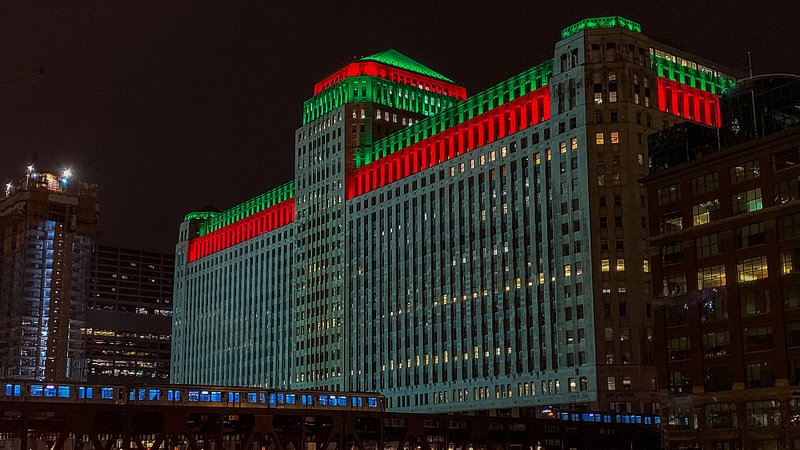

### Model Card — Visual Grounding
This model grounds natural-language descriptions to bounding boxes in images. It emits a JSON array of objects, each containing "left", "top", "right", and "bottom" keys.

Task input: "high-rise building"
[
  {"left": 0, "top": 167, "right": 99, "bottom": 381},
  {"left": 645, "top": 75, "right": 800, "bottom": 449},
  {"left": 172, "top": 16, "right": 739, "bottom": 414},
  {"left": 86, "top": 244, "right": 174, "bottom": 382}
]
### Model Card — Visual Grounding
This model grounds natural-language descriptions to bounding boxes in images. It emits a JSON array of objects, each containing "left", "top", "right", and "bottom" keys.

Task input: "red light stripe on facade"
[
  {"left": 657, "top": 77, "right": 722, "bottom": 128},
  {"left": 346, "top": 85, "right": 550, "bottom": 199},
  {"left": 187, "top": 199, "right": 295, "bottom": 262},
  {"left": 314, "top": 61, "right": 467, "bottom": 100}
]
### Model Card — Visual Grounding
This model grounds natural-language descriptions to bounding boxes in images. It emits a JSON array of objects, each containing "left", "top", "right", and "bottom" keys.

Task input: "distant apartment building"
[
  {"left": 645, "top": 75, "right": 800, "bottom": 449},
  {"left": 86, "top": 244, "right": 173, "bottom": 382},
  {"left": 0, "top": 167, "right": 99, "bottom": 381}
]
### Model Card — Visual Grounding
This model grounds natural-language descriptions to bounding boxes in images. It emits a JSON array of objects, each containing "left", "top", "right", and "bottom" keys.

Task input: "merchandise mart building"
[{"left": 172, "top": 17, "right": 738, "bottom": 414}]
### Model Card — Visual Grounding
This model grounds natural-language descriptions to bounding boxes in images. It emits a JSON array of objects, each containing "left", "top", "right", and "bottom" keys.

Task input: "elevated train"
[{"left": 1, "top": 382, "right": 384, "bottom": 412}]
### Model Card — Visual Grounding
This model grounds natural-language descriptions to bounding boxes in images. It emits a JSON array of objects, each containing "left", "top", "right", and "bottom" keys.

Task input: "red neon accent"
[
  {"left": 187, "top": 199, "right": 295, "bottom": 262},
  {"left": 657, "top": 77, "right": 721, "bottom": 128},
  {"left": 346, "top": 85, "right": 551, "bottom": 199},
  {"left": 314, "top": 61, "right": 467, "bottom": 100}
]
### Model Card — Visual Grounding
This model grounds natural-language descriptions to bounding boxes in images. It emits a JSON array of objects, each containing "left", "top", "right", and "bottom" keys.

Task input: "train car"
[
  {"left": 2, "top": 381, "right": 386, "bottom": 413},
  {"left": 268, "top": 389, "right": 385, "bottom": 412},
  {"left": 3, "top": 383, "right": 126, "bottom": 405}
]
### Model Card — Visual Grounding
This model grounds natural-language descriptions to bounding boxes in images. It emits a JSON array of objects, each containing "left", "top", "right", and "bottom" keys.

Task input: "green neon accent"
[
  {"left": 303, "top": 76, "right": 461, "bottom": 125},
  {"left": 561, "top": 16, "right": 642, "bottom": 39},
  {"left": 196, "top": 181, "right": 294, "bottom": 236},
  {"left": 650, "top": 54, "right": 736, "bottom": 95},
  {"left": 184, "top": 211, "right": 219, "bottom": 222},
  {"left": 354, "top": 59, "right": 553, "bottom": 168},
  {"left": 361, "top": 49, "right": 453, "bottom": 83}
]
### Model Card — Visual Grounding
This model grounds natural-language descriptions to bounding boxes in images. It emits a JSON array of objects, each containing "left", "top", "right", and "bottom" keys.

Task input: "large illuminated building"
[
  {"left": 0, "top": 167, "right": 99, "bottom": 381},
  {"left": 172, "top": 17, "right": 738, "bottom": 414}
]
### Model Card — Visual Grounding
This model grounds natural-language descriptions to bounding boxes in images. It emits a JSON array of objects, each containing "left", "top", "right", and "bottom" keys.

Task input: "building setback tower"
[
  {"left": 172, "top": 17, "right": 738, "bottom": 414},
  {"left": 0, "top": 167, "right": 99, "bottom": 381}
]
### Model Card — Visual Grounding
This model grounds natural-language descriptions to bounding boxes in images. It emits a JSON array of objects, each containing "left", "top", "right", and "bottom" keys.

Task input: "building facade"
[
  {"left": 645, "top": 76, "right": 800, "bottom": 450},
  {"left": 86, "top": 244, "right": 173, "bottom": 382},
  {"left": 172, "top": 17, "right": 738, "bottom": 414},
  {"left": 0, "top": 168, "right": 99, "bottom": 381}
]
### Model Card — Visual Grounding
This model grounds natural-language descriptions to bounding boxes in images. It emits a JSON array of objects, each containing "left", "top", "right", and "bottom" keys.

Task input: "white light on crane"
[{"left": 62, "top": 168, "right": 72, "bottom": 179}]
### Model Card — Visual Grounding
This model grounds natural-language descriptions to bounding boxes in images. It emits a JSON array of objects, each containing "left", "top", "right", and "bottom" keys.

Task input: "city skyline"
[{"left": 2, "top": 1, "right": 798, "bottom": 251}]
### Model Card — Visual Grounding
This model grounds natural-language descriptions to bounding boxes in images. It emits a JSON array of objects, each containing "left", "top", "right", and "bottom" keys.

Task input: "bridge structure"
[{"left": 0, "top": 400, "right": 661, "bottom": 450}]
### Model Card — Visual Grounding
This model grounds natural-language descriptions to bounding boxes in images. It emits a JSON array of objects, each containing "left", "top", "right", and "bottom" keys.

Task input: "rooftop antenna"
[{"left": 746, "top": 51, "right": 754, "bottom": 78}]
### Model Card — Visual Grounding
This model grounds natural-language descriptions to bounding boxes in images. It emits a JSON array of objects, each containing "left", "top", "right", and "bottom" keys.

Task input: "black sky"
[{"left": 1, "top": 1, "right": 798, "bottom": 252}]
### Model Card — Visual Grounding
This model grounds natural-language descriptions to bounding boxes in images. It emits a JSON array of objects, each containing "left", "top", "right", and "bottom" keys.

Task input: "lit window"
[
  {"left": 693, "top": 199, "right": 721, "bottom": 225},
  {"left": 571, "top": 137, "right": 578, "bottom": 150},
  {"left": 643, "top": 259, "right": 650, "bottom": 273},
  {"left": 560, "top": 142, "right": 567, "bottom": 153},
  {"left": 732, "top": 188, "right": 763, "bottom": 214},
  {"left": 737, "top": 256, "right": 768, "bottom": 282},
  {"left": 607, "top": 377, "right": 616, "bottom": 391},
  {"left": 564, "top": 264, "right": 572, "bottom": 277},
  {"left": 616, "top": 259, "right": 625, "bottom": 272},
  {"left": 697, "top": 265, "right": 726, "bottom": 288},
  {"left": 596, "top": 133, "right": 605, "bottom": 145},
  {"left": 601, "top": 259, "right": 610, "bottom": 272},
  {"left": 610, "top": 132, "right": 620, "bottom": 144}
]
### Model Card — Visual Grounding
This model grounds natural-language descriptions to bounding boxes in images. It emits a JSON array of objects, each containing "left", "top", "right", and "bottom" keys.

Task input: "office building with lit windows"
[
  {"left": 0, "top": 167, "right": 99, "bottom": 382},
  {"left": 172, "top": 16, "right": 739, "bottom": 415},
  {"left": 645, "top": 75, "right": 800, "bottom": 450},
  {"left": 86, "top": 245, "right": 174, "bottom": 382}
]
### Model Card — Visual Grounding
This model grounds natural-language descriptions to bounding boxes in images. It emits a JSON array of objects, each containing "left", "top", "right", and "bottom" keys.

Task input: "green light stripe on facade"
[
  {"left": 354, "top": 60, "right": 553, "bottom": 168},
  {"left": 303, "top": 76, "right": 460, "bottom": 124},
  {"left": 184, "top": 211, "right": 219, "bottom": 222},
  {"left": 650, "top": 54, "right": 736, "bottom": 95},
  {"left": 360, "top": 49, "right": 453, "bottom": 82},
  {"left": 561, "top": 16, "right": 642, "bottom": 39},
  {"left": 197, "top": 181, "right": 294, "bottom": 236}
]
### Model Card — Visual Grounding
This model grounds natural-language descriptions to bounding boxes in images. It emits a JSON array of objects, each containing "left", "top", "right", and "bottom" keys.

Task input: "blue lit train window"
[
  {"left": 210, "top": 392, "right": 221, "bottom": 402},
  {"left": 368, "top": 397, "right": 377, "bottom": 408},
  {"left": 13, "top": 385, "right": 20, "bottom": 397},
  {"left": 129, "top": 390, "right": 135, "bottom": 401},
  {"left": 5, "top": 384, "right": 12, "bottom": 396},
  {"left": 582, "top": 413, "right": 590, "bottom": 422},
  {"left": 200, "top": 391, "right": 211, "bottom": 402},
  {"left": 259, "top": 392, "right": 266, "bottom": 404},
  {"left": 45, "top": 385, "right": 57, "bottom": 398},
  {"left": 571, "top": 413, "right": 579, "bottom": 421},
  {"left": 247, "top": 393, "right": 257, "bottom": 403},
  {"left": 78, "top": 387, "right": 86, "bottom": 399},
  {"left": 168, "top": 390, "right": 175, "bottom": 401},
  {"left": 329, "top": 395, "right": 337, "bottom": 406},
  {"left": 655, "top": 416, "right": 661, "bottom": 424},
  {"left": 286, "top": 394, "right": 295, "bottom": 405},
  {"left": 337, "top": 396, "right": 346, "bottom": 406},
  {"left": 269, "top": 393, "right": 277, "bottom": 407},
  {"left": 234, "top": 392, "right": 240, "bottom": 402},
  {"left": 644, "top": 417, "right": 651, "bottom": 424},
  {"left": 188, "top": 390, "right": 199, "bottom": 402},
  {"left": 603, "top": 414, "right": 611, "bottom": 423},
  {"left": 148, "top": 389, "right": 160, "bottom": 401},
  {"left": 227, "top": 392, "right": 234, "bottom": 402},
  {"left": 31, "top": 385, "right": 43, "bottom": 397},
  {"left": 301, "top": 394, "right": 308, "bottom": 405},
  {"left": 277, "top": 393, "right": 284, "bottom": 404},
  {"left": 351, "top": 397, "right": 357, "bottom": 407},
  {"left": 102, "top": 387, "right": 114, "bottom": 399},
  {"left": 319, "top": 395, "right": 327, "bottom": 406},
  {"left": 635, "top": 415, "right": 642, "bottom": 424},
  {"left": 138, "top": 389, "right": 145, "bottom": 401}
]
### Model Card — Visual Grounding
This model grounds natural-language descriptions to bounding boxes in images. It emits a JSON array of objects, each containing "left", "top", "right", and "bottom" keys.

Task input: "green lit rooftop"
[
  {"left": 361, "top": 49, "right": 454, "bottom": 83},
  {"left": 561, "top": 16, "right": 642, "bottom": 39}
]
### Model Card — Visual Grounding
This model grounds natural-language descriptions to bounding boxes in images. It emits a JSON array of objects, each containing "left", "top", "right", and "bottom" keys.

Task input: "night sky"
[{"left": 2, "top": 1, "right": 798, "bottom": 252}]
